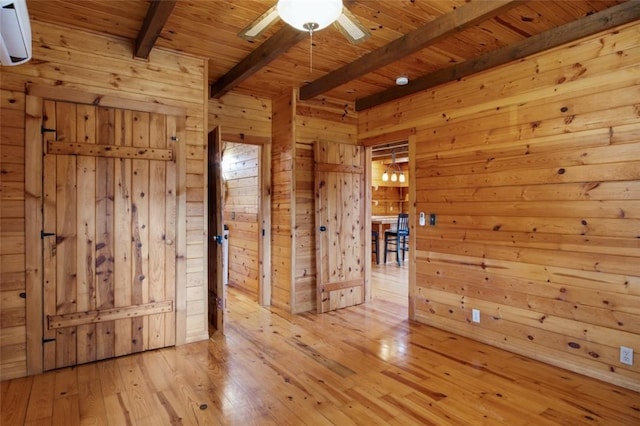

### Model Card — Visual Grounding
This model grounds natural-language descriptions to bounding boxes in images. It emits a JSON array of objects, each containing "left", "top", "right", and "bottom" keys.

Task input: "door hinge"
[
  {"left": 41, "top": 231, "right": 55, "bottom": 239},
  {"left": 41, "top": 126, "right": 56, "bottom": 134},
  {"left": 42, "top": 337, "right": 56, "bottom": 343}
]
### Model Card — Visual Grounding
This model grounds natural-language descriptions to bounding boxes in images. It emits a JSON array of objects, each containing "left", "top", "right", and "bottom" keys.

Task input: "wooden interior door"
[
  {"left": 41, "top": 100, "right": 178, "bottom": 370},
  {"left": 207, "top": 127, "right": 225, "bottom": 332},
  {"left": 315, "top": 141, "right": 366, "bottom": 313}
]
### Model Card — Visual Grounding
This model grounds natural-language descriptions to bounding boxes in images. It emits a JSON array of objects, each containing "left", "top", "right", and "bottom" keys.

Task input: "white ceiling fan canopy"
[{"left": 277, "top": 0, "right": 343, "bottom": 32}]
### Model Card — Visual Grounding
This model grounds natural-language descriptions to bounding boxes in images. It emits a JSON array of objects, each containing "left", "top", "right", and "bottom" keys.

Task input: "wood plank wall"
[
  {"left": 208, "top": 92, "right": 272, "bottom": 142},
  {"left": 359, "top": 21, "right": 640, "bottom": 391},
  {"left": 0, "top": 80, "right": 26, "bottom": 381},
  {"left": 294, "top": 142, "right": 316, "bottom": 313},
  {"left": 371, "top": 187, "right": 407, "bottom": 216},
  {"left": 271, "top": 93, "right": 296, "bottom": 311},
  {"left": 296, "top": 97, "right": 357, "bottom": 145},
  {"left": 0, "top": 20, "right": 207, "bottom": 380},
  {"left": 221, "top": 142, "right": 260, "bottom": 299}
]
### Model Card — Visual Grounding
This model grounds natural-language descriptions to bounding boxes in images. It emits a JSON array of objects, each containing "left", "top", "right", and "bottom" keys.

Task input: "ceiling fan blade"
[
  {"left": 335, "top": 8, "right": 370, "bottom": 44},
  {"left": 239, "top": 5, "right": 280, "bottom": 40}
]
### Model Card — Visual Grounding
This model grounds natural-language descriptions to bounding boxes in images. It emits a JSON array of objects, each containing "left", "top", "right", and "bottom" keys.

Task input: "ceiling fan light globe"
[{"left": 277, "top": 0, "right": 343, "bottom": 32}]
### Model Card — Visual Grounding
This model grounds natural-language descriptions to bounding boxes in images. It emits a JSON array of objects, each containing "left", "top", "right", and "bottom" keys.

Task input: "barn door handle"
[{"left": 319, "top": 226, "right": 327, "bottom": 232}]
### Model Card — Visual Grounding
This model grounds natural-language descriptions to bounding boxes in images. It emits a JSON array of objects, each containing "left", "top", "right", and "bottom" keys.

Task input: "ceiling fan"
[{"left": 239, "top": 0, "right": 370, "bottom": 44}]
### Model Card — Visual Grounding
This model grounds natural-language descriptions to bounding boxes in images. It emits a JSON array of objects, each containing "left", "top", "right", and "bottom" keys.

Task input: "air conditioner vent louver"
[{"left": 1, "top": 0, "right": 32, "bottom": 66}]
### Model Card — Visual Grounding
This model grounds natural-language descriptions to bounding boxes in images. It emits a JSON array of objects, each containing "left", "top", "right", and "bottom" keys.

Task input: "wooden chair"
[
  {"left": 372, "top": 230, "right": 379, "bottom": 264},
  {"left": 384, "top": 213, "right": 409, "bottom": 265}
]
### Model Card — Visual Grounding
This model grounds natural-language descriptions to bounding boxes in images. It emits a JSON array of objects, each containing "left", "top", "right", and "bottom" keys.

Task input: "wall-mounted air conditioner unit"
[{"left": 0, "top": 0, "right": 32, "bottom": 66}]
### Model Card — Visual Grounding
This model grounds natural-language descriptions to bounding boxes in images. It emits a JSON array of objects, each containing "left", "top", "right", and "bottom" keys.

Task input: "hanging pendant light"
[
  {"left": 380, "top": 150, "right": 407, "bottom": 183},
  {"left": 277, "top": 0, "right": 343, "bottom": 33}
]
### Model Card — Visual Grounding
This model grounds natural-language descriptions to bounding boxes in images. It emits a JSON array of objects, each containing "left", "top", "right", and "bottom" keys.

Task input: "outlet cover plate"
[
  {"left": 620, "top": 346, "right": 634, "bottom": 366},
  {"left": 472, "top": 309, "right": 480, "bottom": 323}
]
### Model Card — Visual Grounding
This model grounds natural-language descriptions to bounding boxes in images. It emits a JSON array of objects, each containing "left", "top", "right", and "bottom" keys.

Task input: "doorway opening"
[
  {"left": 369, "top": 140, "right": 410, "bottom": 312},
  {"left": 207, "top": 130, "right": 271, "bottom": 334},
  {"left": 219, "top": 142, "right": 262, "bottom": 302}
]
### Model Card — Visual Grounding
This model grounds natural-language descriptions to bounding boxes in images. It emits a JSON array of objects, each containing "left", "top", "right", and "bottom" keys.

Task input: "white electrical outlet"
[
  {"left": 620, "top": 346, "right": 634, "bottom": 366},
  {"left": 472, "top": 309, "right": 480, "bottom": 323}
]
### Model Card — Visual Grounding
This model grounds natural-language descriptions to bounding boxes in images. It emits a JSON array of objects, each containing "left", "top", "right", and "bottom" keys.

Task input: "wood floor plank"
[
  {"left": 51, "top": 394, "right": 80, "bottom": 426},
  {"left": 97, "top": 358, "right": 135, "bottom": 426},
  {"left": 115, "top": 355, "right": 163, "bottom": 421},
  {"left": 2, "top": 265, "right": 639, "bottom": 424},
  {"left": 1, "top": 376, "right": 32, "bottom": 425},
  {"left": 53, "top": 365, "right": 77, "bottom": 400},
  {"left": 24, "top": 372, "right": 55, "bottom": 423},
  {"left": 77, "top": 364, "right": 107, "bottom": 426},
  {"left": 102, "top": 393, "right": 134, "bottom": 426}
]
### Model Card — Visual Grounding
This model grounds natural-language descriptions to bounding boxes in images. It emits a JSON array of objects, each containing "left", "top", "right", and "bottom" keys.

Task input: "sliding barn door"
[
  {"left": 41, "top": 100, "right": 179, "bottom": 370},
  {"left": 315, "top": 141, "right": 366, "bottom": 313}
]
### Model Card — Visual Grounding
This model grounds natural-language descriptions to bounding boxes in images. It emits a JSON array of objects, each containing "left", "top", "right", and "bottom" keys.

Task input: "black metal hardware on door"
[
  {"left": 319, "top": 226, "right": 327, "bottom": 232},
  {"left": 215, "top": 235, "right": 223, "bottom": 245}
]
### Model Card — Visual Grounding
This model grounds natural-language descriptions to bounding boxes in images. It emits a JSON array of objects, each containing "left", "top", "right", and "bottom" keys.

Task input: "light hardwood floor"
[{"left": 2, "top": 263, "right": 639, "bottom": 425}]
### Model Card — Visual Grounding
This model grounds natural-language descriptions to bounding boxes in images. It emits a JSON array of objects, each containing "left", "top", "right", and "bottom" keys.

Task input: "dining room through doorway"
[{"left": 370, "top": 141, "right": 410, "bottom": 310}]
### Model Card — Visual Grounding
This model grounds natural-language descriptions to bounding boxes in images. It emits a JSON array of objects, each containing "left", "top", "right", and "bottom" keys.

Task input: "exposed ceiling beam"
[
  {"left": 299, "top": 0, "right": 523, "bottom": 101},
  {"left": 210, "top": 26, "right": 308, "bottom": 98},
  {"left": 210, "top": 0, "right": 359, "bottom": 99},
  {"left": 134, "top": 0, "right": 177, "bottom": 59},
  {"left": 356, "top": 0, "right": 640, "bottom": 111}
]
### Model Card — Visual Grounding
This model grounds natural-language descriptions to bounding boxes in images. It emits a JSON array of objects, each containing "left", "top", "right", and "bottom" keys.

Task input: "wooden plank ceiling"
[{"left": 27, "top": 0, "right": 637, "bottom": 110}]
